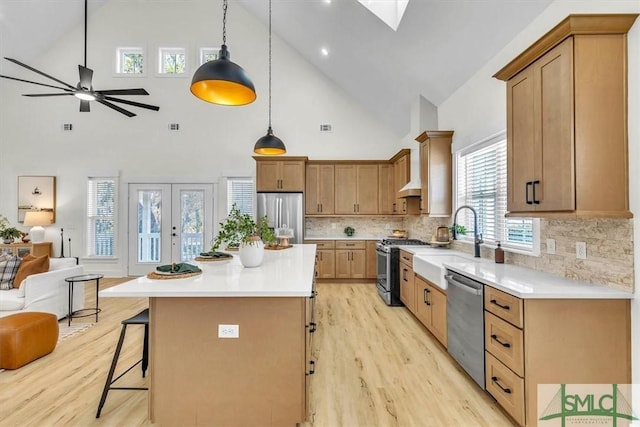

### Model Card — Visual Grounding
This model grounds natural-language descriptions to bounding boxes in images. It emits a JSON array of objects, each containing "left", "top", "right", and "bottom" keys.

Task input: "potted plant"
[
  {"left": 1, "top": 227, "right": 23, "bottom": 244},
  {"left": 344, "top": 226, "right": 355, "bottom": 237},
  {"left": 212, "top": 204, "right": 274, "bottom": 267}
]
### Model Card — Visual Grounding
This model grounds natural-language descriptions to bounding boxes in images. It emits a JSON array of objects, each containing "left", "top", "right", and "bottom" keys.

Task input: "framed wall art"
[{"left": 17, "top": 176, "right": 56, "bottom": 223}]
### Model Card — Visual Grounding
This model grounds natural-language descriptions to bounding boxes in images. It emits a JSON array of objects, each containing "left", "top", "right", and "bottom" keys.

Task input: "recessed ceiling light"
[
  {"left": 321, "top": 47, "right": 329, "bottom": 56},
  {"left": 324, "top": 0, "right": 332, "bottom": 3}
]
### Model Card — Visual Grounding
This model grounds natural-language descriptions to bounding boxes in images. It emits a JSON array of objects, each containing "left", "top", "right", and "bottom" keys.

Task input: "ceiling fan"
[{"left": 0, "top": 0, "right": 159, "bottom": 117}]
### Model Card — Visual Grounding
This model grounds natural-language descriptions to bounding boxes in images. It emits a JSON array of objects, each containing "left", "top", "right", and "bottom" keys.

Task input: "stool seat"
[
  {"left": 96, "top": 308, "right": 149, "bottom": 418},
  {"left": 0, "top": 312, "right": 58, "bottom": 370}
]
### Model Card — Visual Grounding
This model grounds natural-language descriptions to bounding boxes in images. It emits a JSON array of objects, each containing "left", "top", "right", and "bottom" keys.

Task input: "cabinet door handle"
[
  {"left": 309, "top": 322, "right": 317, "bottom": 333},
  {"left": 532, "top": 180, "right": 540, "bottom": 204},
  {"left": 490, "top": 299, "right": 511, "bottom": 310},
  {"left": 392, "top": 202, "right": 397, "bottom": 213},
  {"left": 319, "top": 252, "right": 323, "bottom": 261},
  {"left": 307, "top": 360, "right": 316, "bottom": 375},
  {"left": 491, "top": 334, "right": 511, "bottom": 348},
  {"left": 491, "top": 376, "right": 512, "bottom": 394},
  {"left": 320, "top": 203, "right": 323, "bottom": 213},
  {"left": 357, "top": 204, "right": 360, "bottom": 212},
  {"left": 346, "top": 243, "right": 355, "bottom": 247},
  {"left": 425, "top": 288, "right": 431, "bottom": 306},
  {"left": 402, "top": 268, "right": 407, "bottom": 281},
  {"left": 423, "top": 288, "right": 428, "bottom": 303},
  {"left": 525, "top": 181, "right": 533, "bottom": 205}
]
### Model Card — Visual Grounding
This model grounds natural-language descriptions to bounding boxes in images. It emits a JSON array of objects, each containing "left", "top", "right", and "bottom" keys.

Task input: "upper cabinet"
[
  {"left": 378, "top": 163, "right": 395, "bottom": 215},
  {"left": 494, "top": 14, "right": 637, "bottom": 218},
  {"left": 390, "top": 149, "right": 420, "bottom": 215},
  {"left": 306, "top": 163, "right": 335, "bottom": 214},
  {"left": 334, "top": 164, "right": 379, "bottom": 214},
  {"left": 416, "top": 131, "right": 453, "bottom": 217},
  {"left": 254, "top": 157, "right": 307, "bottom": 192}
]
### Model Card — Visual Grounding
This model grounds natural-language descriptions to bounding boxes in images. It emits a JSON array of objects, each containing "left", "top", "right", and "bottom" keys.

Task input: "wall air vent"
[
  {"left": 168, "top": 123, "right": 180, "bottom": 131},
  {"left": 320, "top": 124, "right": 332, "bottom": 132},
  {"left": 62, "top": 123, "right": 73, "bottom": 131}
]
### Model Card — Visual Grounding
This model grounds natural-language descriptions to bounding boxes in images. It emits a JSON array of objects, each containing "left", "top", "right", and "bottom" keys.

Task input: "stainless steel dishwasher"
[{"left": 445, "top": 270, "right": 485, "bottom": 389}]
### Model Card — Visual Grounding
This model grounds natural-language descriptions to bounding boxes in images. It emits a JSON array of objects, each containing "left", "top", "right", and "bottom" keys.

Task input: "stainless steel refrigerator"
[{"left": 256, "top": 193, "right": 304, "bottom": 244}]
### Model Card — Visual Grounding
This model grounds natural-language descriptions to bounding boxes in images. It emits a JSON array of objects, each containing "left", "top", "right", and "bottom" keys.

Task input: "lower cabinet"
[
  {"left": 483, "top": 286, "right": 631, "bottom": 426},
  {"left": 335, "top": 249, "right": 366, "bottom": 279},
  {"left": 399, "top": 253, "right": 415, "bottom": 312},
  {"left": 414, "top": 275, "right": 447, "bottom": 347},
  {"left": 316, "top": 250, "right": 335, "bottom": 279}
]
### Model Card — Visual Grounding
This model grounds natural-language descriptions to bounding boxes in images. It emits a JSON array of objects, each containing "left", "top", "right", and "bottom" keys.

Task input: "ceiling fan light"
[
  {"left": 254, "top": 126, "right": 286, "bottom": 155},
  {"left": 74, "top": 91, "right": 95, "bottom": 101},
  {"left": 190, "top": 45, "right": 256, "bottom": 106}
]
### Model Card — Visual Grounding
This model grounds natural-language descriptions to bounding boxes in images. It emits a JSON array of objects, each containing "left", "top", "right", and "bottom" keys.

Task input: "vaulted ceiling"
[{"left": 0, "top": 0, "right": 553, "bottom": 137}]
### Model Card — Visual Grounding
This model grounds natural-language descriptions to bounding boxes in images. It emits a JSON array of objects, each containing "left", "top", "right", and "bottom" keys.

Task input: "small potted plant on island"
[
  {"left": 212, "top": 204, "right": 275, "bottom": 267},
  {"left": 0, "top": 216, "right": 23, "bottom": 244}
]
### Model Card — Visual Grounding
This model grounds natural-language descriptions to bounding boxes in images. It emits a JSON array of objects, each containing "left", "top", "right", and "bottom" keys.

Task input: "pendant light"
[
  {"left": 253, "top": 0, "right": 286, "bottom": 155},
  {"left": 190, "top": 0, "right": 256, "bottom": 106}
]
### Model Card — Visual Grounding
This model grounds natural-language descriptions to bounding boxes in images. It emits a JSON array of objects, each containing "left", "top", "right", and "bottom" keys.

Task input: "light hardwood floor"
[{"left": 0, "top": 279, "right": 516, "bottom": 426}]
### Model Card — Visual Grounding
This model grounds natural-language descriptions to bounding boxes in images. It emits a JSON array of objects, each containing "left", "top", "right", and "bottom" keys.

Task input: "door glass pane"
[
  {"left": 180, "top": 190, "right": 204, "bottom": 261},
  {"left": 137, "top": 190, "right": 162, "bottom": 262}
]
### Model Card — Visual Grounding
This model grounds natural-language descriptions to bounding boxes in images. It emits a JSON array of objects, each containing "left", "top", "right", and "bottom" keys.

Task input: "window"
[
  {"left": 87, "top": 177, "right": 117, "bottom": 257},
  {"left": 455, "top": 132, "right": 538, "bottom": 253},
  {"left": 199, "top": 48, "right": 219, "bottom": 65},
  {"left": 158, "top": 47, "right": 186, "bottom": 75},
  {"left": 226, "top": 178, "right": 255, "bottom": 216},
  {"left": 116, "top": 47, "right": 144, "bottom": 74}
]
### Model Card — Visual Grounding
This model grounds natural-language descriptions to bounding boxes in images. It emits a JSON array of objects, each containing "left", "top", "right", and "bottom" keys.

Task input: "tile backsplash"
[
  {"left": 404, "top": 216, "right": 634, "bottom": 291},
  {"left": 305, "top": 217, "right": 404, "bottom": 238}
]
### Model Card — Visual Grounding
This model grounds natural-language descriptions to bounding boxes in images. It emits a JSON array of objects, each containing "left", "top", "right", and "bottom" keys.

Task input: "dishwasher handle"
[{"left": 445, "top": 274, "right": 483, "bottom": 296}]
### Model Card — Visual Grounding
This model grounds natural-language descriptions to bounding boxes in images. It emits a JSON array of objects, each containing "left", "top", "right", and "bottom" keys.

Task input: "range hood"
[{"left": 398, "top": 96, "right": 438, "bottom": 198}]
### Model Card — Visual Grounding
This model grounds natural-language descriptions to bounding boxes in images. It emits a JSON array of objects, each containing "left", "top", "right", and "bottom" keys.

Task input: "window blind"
[
  {"left": 87, "top": 177, "right": 117, "bottom": 257},
  {"left": 456, "top": 137, "right": 533, "bottom": 249},
  {"left": 226, "top": 178, "right": 255, "bottom": 216}
]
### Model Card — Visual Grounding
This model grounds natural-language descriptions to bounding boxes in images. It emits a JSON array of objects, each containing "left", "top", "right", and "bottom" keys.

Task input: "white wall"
[
  {"left": 0, "top": 0, "right": 400, "bottom": 275},
  {"left": 438, "top": 0, "right": 640, "bottom": 409}
]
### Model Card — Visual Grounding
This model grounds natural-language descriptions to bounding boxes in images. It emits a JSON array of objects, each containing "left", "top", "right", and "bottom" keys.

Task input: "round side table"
[{"left": 64, "top": 273, "right": 104, "bottom": 327}]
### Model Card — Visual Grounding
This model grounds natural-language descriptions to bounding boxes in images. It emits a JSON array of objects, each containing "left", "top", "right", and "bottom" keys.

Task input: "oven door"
[{"left": 376, "top": 247, "right": 393, "bottom": 305}]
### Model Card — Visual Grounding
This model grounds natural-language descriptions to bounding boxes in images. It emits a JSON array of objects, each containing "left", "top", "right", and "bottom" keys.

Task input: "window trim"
[
  {"left": 114, "top": 46, "right": 146, "bottom": 77},
  {"left": 454, "top": 131, "right": 540, "bottom": 256},
  {"left": 156, "top": 46, "right": 188, "bottom": 77},
  {"left": 198, "top": 47, "right": 219, "bottom": 66},
  {"left": 85, "top": 176, "right": 119, "bottom": 259}
]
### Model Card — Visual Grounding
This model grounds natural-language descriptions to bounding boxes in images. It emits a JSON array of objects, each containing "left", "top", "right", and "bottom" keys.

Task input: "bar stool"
[{"left": 96, "top": 308, "right": 149, "bottom": 418}]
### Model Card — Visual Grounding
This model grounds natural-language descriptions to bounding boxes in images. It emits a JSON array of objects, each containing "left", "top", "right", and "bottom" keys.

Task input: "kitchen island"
[{"left": 99, "top": 244, "right": 317, "bottom": 427}]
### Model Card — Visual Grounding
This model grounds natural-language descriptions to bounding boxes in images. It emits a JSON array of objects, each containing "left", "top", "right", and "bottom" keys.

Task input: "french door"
[{"left": 128, "top": 183, "right": 214, "bottom": 276}]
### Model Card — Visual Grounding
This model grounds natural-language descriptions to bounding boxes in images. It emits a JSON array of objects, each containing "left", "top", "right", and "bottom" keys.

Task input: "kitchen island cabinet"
[
  {"left": 99, "top": 245, "right": 316, "bottom": 427},
  {"left": 494, "top": 14, "right": 637, "bottom": 218}
]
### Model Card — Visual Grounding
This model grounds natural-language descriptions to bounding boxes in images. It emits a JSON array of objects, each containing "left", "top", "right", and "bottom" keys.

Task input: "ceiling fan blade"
[
  {"left": 23, "top": 93, "right": 74, "bottom": 97},
  {"left": 0, "top": 74, "right": 74, "bottom": 92},
  {"left": 78, "top": 65, "right": 93, "bottom": 89},
  {"left": 96, "top": 99, "right": 136, "bottom": 117},
  {"left": 4, "top": 57, "right": 76, "bottom": 90},
  {"left": 103, "top": 96, "right": 160, "bottom": 111},
  {"left": 80, "top": 100, "right": 90, "bottom": 112},
  {"left": 95, "top": 88, "right": 150, "bottom": 96}
]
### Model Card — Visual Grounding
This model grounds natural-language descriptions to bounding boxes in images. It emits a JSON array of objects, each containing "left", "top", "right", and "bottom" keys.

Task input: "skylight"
[{"left": 358, "top": 0, "right": 409, "bottom": 31}]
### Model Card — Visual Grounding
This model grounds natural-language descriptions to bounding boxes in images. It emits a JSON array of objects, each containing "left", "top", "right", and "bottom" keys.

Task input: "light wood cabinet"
[
  {"left": 305, "top": 240, "right": 335, "bottom": 279},
  {"left": 306, "top": 164, "right": 334, "bottom": 214},
  {"left": 483, "top": 286, "right": 631, "bottom": 426},
  {"left": 335, "top": 240, "right": 366, "bottom": 279},
  {"left": 377, "top": 164, "right": 394, "bottom": 215},
  {"left": 334, "top": 165, "right": 379, "bottom": 214},
  {"left": 0, "top": 242, "right": 53, "bottom": 258},
  {"left": 365, "top": 240, "right": 378, "bottom": 279},
  {"left": 494, "top": 14, "right": 637, "bottom": 218},
  {"left": 391, "top": 150, "right": 409, "bottom": 215},
  {"left": 399, "top": 251, "right": 415, "bottom": 312},
  {"left": 254, "top": 157, "right": 306, "bottom": 192},
  {"left": 414, "top": 275, "right": 447, "bottom": 347},
  {"left": 416, "top": 130, "right": 453, "bottom": 216}
]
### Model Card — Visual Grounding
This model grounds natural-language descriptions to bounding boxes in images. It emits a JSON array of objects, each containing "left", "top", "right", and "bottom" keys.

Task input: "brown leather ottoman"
[{"left": 0, "top": 312, "right": 58, "bottom": 370}]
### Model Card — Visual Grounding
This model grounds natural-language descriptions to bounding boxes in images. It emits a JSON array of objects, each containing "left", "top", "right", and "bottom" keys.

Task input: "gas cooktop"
[{"left": 379, "top": 238, "right": 430, "bottom": 247}]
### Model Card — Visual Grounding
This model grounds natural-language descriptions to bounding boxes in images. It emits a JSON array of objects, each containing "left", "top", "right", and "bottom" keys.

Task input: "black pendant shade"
[
  {"left": 190, "top": 45, "right": 256, "bottom": 106},
  {"left": 253, "top": 0, "right": 286, "bottom": 155},
  {"left": 254, "top": 126, "right": 286, "bottom": 155}
]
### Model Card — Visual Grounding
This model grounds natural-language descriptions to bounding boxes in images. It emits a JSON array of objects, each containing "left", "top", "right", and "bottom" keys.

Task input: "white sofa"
[{"left": 0, "top": 258, "right": 84, "bottom": 320}]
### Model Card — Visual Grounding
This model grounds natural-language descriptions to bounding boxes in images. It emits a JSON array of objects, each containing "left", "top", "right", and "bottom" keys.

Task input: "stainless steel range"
[{"left": 376, "top": 238, "right": 430, "bottom": 306}]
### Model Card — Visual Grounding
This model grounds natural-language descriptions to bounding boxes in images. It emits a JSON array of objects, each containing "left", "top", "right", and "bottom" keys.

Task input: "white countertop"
[
  {"left": 99, "top": 244, "right": 317, "bottom": 298},
  {"left": 404, "top": 247, "right": 633, "bottom": 299}
]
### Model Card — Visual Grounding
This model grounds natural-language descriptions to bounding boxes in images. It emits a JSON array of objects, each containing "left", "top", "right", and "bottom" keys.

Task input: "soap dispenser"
[{"left": 494, "top": 241, "right": 504, "bottom": 264}]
